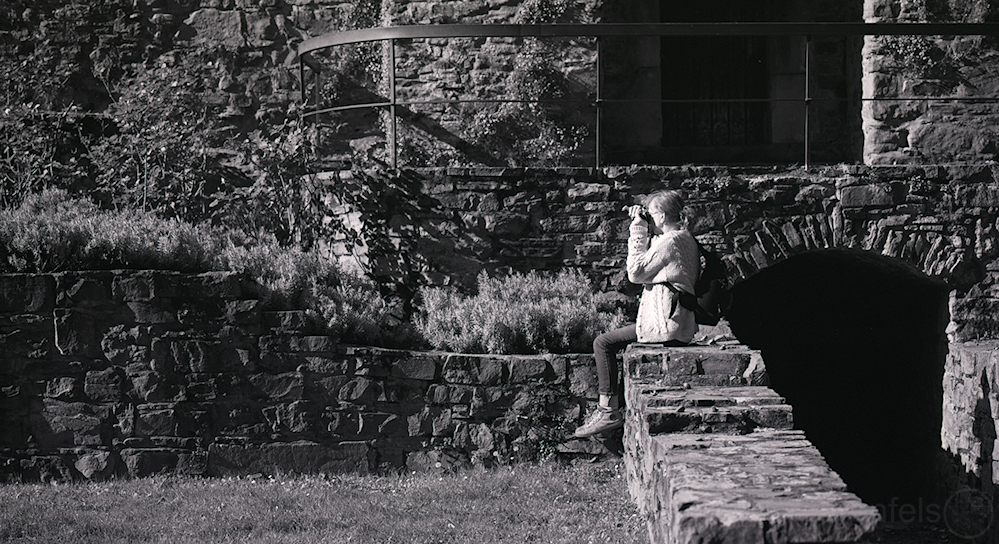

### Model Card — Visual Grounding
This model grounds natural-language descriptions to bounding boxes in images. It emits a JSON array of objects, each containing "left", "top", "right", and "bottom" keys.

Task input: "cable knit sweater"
[{"left": 626, "top": 222, "right": 700, "bottom": 343}]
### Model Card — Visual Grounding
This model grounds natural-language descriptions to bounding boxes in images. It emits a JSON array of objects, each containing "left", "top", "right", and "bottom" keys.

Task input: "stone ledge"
[
  {"left": 625, "top": 344, "right": 768, "bottom": 387},
  {"left": 636, "top": 386, "right": 794, "bottom": 435},
  {"left": 624, "top": 344, "right": 880, "bottom": 543},
  {"left": 649, "top": 431, "right": 881, "bottom": 544},
  {"left": 627, "top": 428, "right": 882, "bottom": 544}
]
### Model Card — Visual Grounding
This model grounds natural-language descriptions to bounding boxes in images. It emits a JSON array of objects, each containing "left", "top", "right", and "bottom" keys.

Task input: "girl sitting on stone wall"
[{"left": 573, "top": 189, "right": 700, "bottom": 438}]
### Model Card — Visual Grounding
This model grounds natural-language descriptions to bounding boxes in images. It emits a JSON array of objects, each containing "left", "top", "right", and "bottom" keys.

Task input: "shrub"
[
  {"left": 0, "top": 189, "right": 414, "bottom": 348},
  {"left": 415, "top": 269, "right": 625, "bottom": 355},
  {"left": 0, "top": 188, "right": 218, "bottom": 272}
]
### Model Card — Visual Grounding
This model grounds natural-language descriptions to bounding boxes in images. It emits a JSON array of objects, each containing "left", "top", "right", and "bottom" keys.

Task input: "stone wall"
[
  {"left": 863, "top": 0, "right": 999, "bottom": 165},
  {"left": 0, "top": 270, "right": 603, "bottom": 482},
  {"left": 940, "top": 341, "right": 999, "bottom": 542}
]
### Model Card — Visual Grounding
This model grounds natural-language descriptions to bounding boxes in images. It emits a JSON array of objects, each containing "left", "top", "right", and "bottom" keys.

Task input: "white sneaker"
[{"left": 573, "top": 406, "right": 623, "bottom": 438}]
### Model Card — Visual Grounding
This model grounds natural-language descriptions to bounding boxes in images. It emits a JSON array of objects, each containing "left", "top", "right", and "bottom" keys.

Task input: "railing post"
[
  {"left": 804, "top": 34, "right": 811, "bottom": 170},
  {"left": 595, "top": 37, "right": 602, "bottom": 170},
  {"left": 389, "top": 38, "right": 398, "bottom": 170}
]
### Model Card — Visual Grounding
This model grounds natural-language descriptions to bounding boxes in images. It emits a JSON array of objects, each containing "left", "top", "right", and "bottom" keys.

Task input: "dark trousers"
[
  {"left": 593, "top": 324, "right": 689, "bottom": 396},
  {"left": 593, "top": 324, "right": 637, "bottom": 396}
]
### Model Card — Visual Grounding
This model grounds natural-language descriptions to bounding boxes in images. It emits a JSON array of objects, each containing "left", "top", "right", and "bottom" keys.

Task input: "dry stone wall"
[{"left": 0, "top": 270, "right": 603, "bottom": 482}]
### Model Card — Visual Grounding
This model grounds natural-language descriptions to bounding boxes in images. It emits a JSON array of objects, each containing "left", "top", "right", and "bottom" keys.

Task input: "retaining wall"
[{"left": 0, "top": 270, "right": 603, "bottom": 482}]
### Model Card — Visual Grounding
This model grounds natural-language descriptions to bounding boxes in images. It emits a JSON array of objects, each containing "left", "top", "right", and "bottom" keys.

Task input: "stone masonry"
[
  {"left": 0, "top": 270, "right": 605, "bottom": 481},
  {"left": 623, "top": 343, "right": 882, "bottom": 544}
]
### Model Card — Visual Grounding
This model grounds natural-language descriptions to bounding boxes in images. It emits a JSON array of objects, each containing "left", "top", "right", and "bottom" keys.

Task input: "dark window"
[
  {"left": 661, "top": 35, "right": 769, "bottom": 147},
  {"left": 659, "top": 0, "right": 791, "bottom": 163}
]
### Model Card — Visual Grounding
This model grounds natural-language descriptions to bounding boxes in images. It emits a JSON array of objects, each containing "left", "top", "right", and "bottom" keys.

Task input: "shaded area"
[{"left": 725, "top": 248, "right": 950, "bottom": 506}]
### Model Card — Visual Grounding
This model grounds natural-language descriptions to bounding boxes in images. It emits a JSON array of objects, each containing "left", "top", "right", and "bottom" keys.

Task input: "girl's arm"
[{"left": 627, "top": 222, "right": 670, "bottom": 284}]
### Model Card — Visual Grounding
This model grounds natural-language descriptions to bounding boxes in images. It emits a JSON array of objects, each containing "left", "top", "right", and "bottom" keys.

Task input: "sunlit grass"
[{"left": 0, "top": 460, "right": 647, "bottom": 544}]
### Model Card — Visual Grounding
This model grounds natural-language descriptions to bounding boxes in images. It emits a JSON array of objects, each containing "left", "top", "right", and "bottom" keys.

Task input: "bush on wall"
[{"left": 416, "top": 269, "right": 625, "bottom": 355}]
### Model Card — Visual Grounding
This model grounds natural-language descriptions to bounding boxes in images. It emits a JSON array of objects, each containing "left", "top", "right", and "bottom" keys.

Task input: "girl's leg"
[{"left": 593, "top": 323, "right": 637, "bottom": 406}]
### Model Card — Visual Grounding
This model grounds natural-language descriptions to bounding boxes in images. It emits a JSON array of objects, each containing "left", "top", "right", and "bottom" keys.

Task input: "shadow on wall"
[{"left": 725, "top": 248, "right": 951, "bottom": 507}]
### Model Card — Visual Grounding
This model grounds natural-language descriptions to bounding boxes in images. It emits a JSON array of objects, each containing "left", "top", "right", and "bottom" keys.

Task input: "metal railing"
[{"left": 299, "top": 23, "right": 999, "bottom": 169}]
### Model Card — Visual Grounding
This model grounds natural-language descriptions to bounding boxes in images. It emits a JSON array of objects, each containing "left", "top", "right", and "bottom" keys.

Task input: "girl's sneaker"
[{"left": 573, "top": 406, "right": 623, "bottom": 438}]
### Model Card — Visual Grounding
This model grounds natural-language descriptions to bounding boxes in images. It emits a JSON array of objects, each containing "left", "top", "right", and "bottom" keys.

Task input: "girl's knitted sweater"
[{"left": 626, "top": 222, "right": 700, "bottom": 343}]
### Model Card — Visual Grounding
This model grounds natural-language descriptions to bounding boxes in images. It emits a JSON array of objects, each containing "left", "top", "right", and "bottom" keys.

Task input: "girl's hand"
[{"left": 628, "top": 205, "right": 646, "bottom": 221}]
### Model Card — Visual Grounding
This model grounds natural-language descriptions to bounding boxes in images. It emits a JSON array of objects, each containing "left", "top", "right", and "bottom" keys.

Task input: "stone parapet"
[{"left": 623, "top": 344, "right": 881, "bottom": 543}]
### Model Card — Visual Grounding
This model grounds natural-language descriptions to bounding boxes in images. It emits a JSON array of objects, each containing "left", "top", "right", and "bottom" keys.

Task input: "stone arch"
[
  {"left": 717, "top": 212, "right": 983, "bottom": 293},
  {"left": 723, "top": 245, "right": 952, "bottom": 505}
]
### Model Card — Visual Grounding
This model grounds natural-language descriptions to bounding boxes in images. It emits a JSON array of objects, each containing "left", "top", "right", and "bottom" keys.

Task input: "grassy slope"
[{"left": 0, "top": 460, "right": 648, "bottom": 544}]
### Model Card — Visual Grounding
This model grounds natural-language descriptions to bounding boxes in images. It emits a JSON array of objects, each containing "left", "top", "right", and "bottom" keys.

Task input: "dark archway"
[{"left": 725, "top": 248, "right": 951, "bottom": 506}]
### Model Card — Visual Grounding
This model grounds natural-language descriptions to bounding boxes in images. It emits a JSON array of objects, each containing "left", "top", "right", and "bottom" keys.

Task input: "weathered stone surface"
[
  {"left": 338, "top": 377, "right": 382, "bottom": 404},
  {"left": 250, "top": 372, "right": 305, "bottom": 402},
  {"left": 45, "top": 377, "right": 80, "bottom": 401},
  {"left": 442, "top": 354, "right": 504, "bottom": 385},
  {"left": 30, "top": 400, "right": 104, "bottom": 448},
  {"left": 624, "top": 344, "right": 880, "bottom": 544},
  {"left": 0, "top": 275, "right": 54, "bottom": 313},
  {"left": 85, "top": 368, "right": 123, "bottom": 402},
  {"left": 75, "top": 450, "right": 116, "bottom": 480},
  {"left": 208, "top": 441, "right": 370, "bottom": 476},
  {"left": 625, "top": 344, "right": 756, "bottom": 387},
  {"left": 392, "top": 355, "right": 438, "bottom": 381},
  {"left": 180, "top": 9, "right": 247, "bottom": 49},
  {"left": 121, "top": 448, "right": 207, "bottom": 477}
]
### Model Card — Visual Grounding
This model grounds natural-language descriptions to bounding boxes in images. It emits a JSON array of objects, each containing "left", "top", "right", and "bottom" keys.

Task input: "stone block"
[
  {"left": 136, "top": 405, "right": 177, "bottom": 437},
  {"left": 179, "top": 8, "right": 247, "bottom": 49},
  {"left": 208, "top": 441, "right": 370, "bottom": 476},
  {"left": 625, "top": 345, "right": 756, "bottom": 387},
  {"left": 428, "top": 384, "right": 474, "bottom": 405},
  {"left": 130, "top": 372, "right": 183, "bottom": 402},
  {"left": 262, "top": 400, "right": 315, "bottom": 434},
  {"left": 127, "top": 302, "right": 178, "bottom": 324},
  {"left": 30, "top": 400, "right": 104, "bottom": 448},
  {"left": 112, "top": 271, "right": 167, "bottom": 302},
  {"left": 250, "top": 372, "right": 305, "bottom": 402},
  {"left": 0, "top": 274, "right": 54, "bottom": 313},
  {"left": 121, "top": 448, "right": 207, "bottom": 477},
  {"left": 53, "top": 309, "right": 101, "bottom": 358},
  {"left": 443, "top": 354, "right": 504, "bottom": 385},
  {"left": 74, "top": 450, "right": 116, "bottom": 480},
  {"left": 337, "top": 377, "right": 382, "bottom": 404},
  {"left": 44, "top": 377, "right": 80, "bottom": 401},
  {"left": 56, "top": 273, "right": 113, "bottom": 307},
  {"left": 392, "top": 355, "right": 438, "bottom": 381},
  {"left": 508, "top": 357, "right": 551, "bottom": 383},
  {"left": 839, "top": 183, "right": 896, "bottom": 208}
]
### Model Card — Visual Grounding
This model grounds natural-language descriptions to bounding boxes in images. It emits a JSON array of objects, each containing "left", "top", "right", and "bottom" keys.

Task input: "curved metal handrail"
[
  {"left": 299, "top": 23, "right": 999, "bottom": 169},
  {"left": 300, "top": 22, "right": 999, "bottom": 52}
]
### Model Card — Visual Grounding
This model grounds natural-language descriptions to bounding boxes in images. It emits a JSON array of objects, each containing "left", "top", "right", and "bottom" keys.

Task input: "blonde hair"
[{"left": 645, "top": 190, "right": 684, "bottom": 224}]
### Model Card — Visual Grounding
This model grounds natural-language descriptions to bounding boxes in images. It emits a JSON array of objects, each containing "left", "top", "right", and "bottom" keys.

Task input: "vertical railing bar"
[
  {"left": 804, "top": 34, "right": 811, "bottom": 170},
  {"left": 595, "top": 36, "right": 602, "bottom": 170},
  {"left": 389, "top": 39, "right": 398, "bottom": 170}
]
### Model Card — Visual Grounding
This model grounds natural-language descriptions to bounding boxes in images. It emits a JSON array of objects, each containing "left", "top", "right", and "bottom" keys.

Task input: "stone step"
[
  {"left": 625, "top": 344, "right": 768, "bottom": 387},
  {"left": 636, "top": 385, "right": 794, "bottom": 435}
]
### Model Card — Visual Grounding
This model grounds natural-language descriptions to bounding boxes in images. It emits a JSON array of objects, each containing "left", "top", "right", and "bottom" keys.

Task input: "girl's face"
[{"left": 648, "top": 208, "right": 667, "bottom": 232}]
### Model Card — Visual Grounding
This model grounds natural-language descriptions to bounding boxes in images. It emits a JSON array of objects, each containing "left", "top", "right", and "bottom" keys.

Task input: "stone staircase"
[{"left": 622, "top": 343, "right": 882, "bottom": 544}]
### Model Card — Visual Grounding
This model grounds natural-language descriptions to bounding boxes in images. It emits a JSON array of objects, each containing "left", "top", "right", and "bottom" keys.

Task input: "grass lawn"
[{"left": 0, "top": 459, "right": 648, "bottom": 543}]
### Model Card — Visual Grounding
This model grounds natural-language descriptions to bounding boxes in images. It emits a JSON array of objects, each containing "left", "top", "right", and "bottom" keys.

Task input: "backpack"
[{"left": 669, "top": 241, "right": 727, "bottom": 326}]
